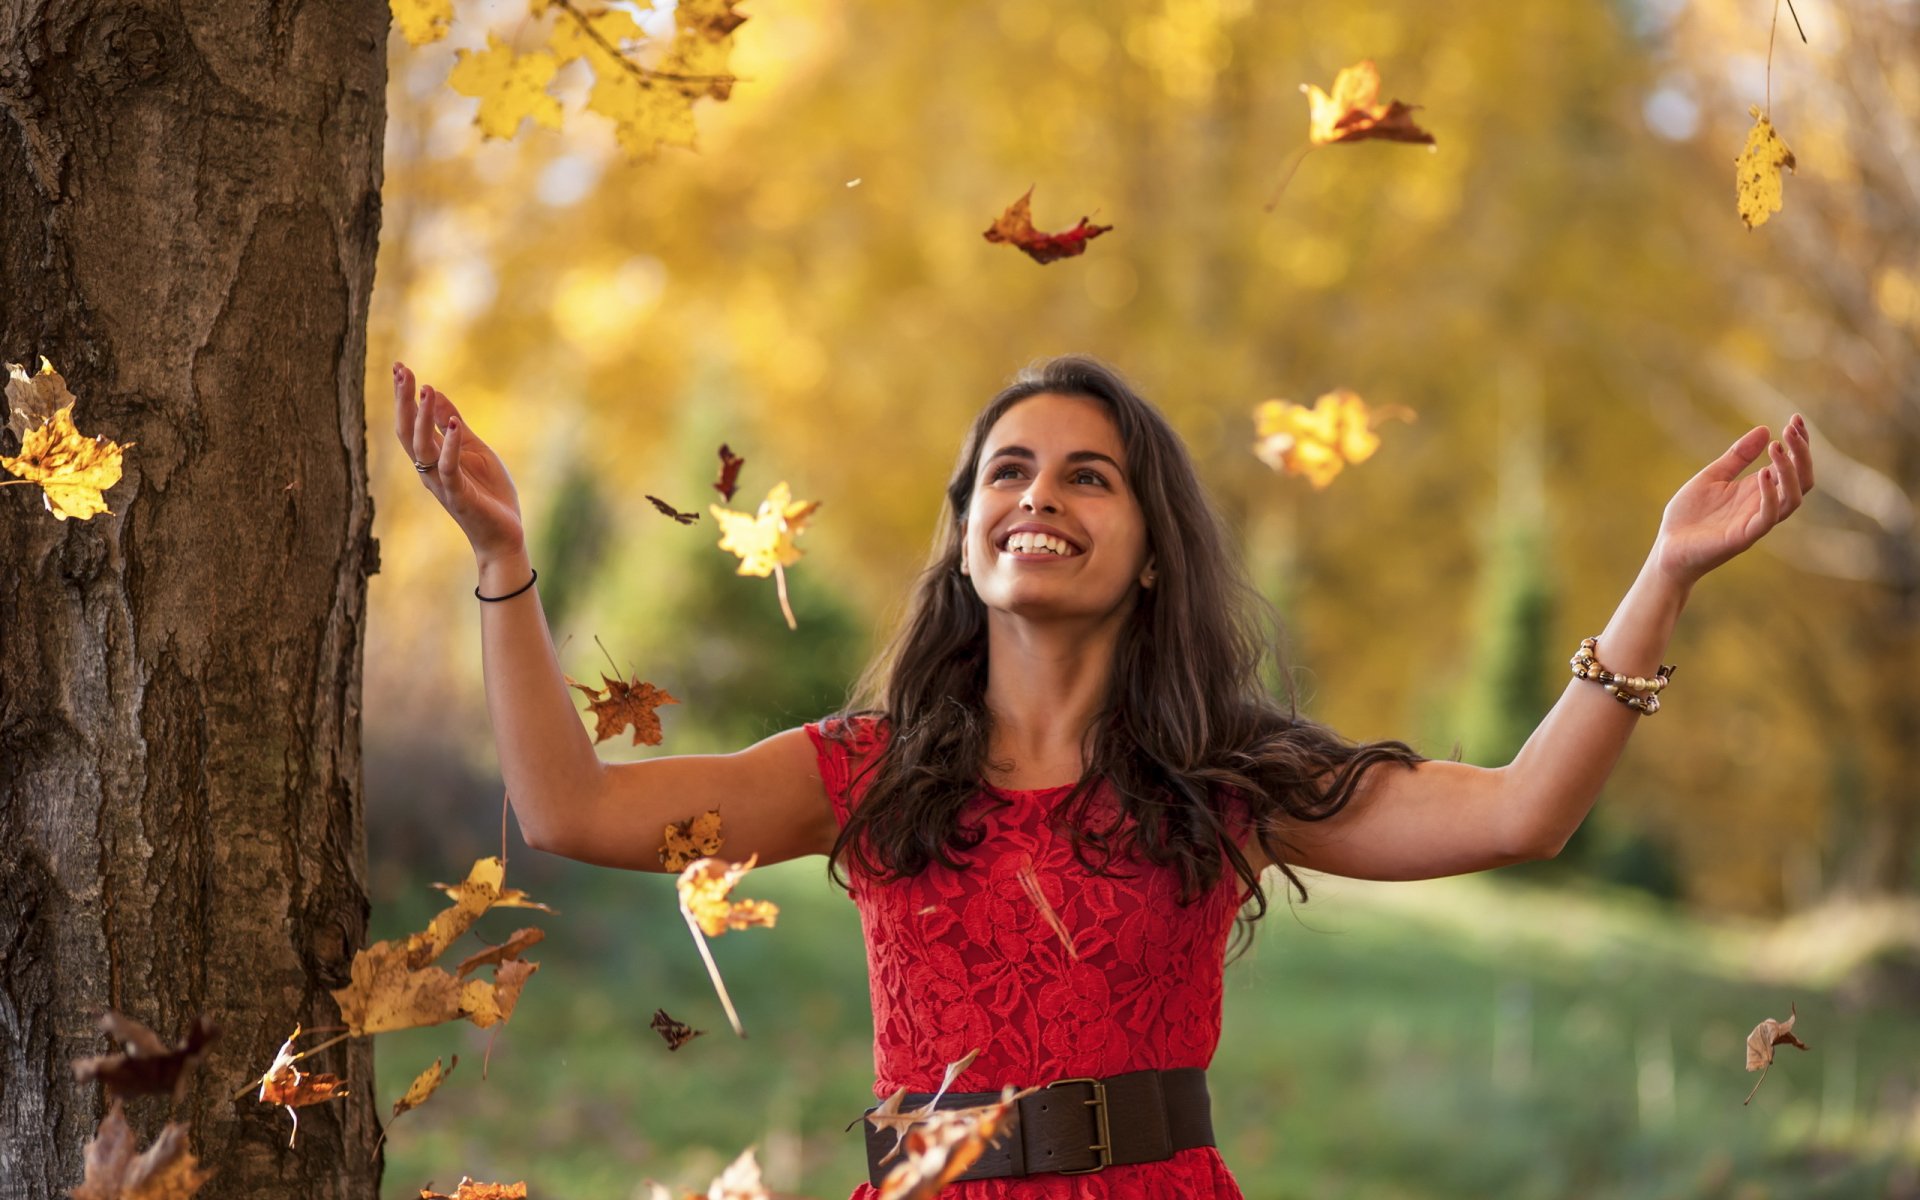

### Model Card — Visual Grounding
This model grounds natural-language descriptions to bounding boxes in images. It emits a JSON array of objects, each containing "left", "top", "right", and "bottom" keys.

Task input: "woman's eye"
[
  {"left": 1075, "top": 471, "right": 1107, "bottom": 486},
  {"left": 988, "top": 464, "right": 1106, "bottom": 485}
]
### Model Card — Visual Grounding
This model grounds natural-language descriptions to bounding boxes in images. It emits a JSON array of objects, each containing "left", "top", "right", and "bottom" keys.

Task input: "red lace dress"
[{"left": 804, "top": 714, "right": 1250, "bottom": 1200}]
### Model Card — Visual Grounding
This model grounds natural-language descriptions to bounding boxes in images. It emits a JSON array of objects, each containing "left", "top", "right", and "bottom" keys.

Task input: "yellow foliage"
[
  {"left": 2, "top": 359, "right": 133, "bottom": 521},
  {"left": 1735, "top": 105, "right": 1795, "bottom": 229},
  {"left": 448, "top": 34, "right": 564, "bottom": 140},
  {"left": 711, "top": 482, "right": 820, "bottom": 577},
  {"left": 1252, "top": 390, "right": 1415, "bottom": 489},
  {"left": 392, "top": 0, "right": 454, "bottom": 47}
]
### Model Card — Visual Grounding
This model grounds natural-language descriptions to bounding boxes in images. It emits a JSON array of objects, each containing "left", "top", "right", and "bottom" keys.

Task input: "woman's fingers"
[
  {"left": 414, "top": 383, "right": 443, "bottom": 471},
  {"left": 394, "top": 362, "right": 423, "bottom": 453},
  {"left": 1785, "top": 414, "right": 1815, "bottom": 493},
  {"left": 1769, "top": 438, "right": 1804, "bottom": 512},
  {"left": 437, "top": 416, "right": 462, "bottom": 493}
]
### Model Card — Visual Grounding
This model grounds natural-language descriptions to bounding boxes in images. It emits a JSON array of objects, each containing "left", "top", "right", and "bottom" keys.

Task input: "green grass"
[{"left": 369, "top": 857, "right": 1920, "bottom": 1199}]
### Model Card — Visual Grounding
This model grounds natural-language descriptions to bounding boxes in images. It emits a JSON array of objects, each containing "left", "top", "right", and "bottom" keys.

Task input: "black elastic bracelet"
[{"left": 476, "top": 567, "right": 537, "bottom": 602}]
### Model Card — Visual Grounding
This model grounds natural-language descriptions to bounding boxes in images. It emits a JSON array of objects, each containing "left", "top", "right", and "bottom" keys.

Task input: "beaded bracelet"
[{"left": 1570, "top": 636, "right": 1675, "bottom": 715}]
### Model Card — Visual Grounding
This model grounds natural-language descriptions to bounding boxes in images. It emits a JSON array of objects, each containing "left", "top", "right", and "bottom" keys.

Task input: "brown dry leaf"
[
  {"left": 641, "top": 1147, "right": 768, "bottom": 1200},
  {"left": 391, "top": 1056, "right": 458, "bottom": 1122},
  {"left": 650, "top": 1008, "right": 706, "bottom": 1051},
  {"left": 714, "top": 443, "right": 745, "bottom": 502},
  {"left": 71, "top": 1012, "right": 220, "bottom": 1102},
  {"left": 1252, "top": 390, "right": 1416, "bottom": 489},
  {"left": 876, "top": 1087, "right": 1032, "bottom": 1200},
  {"left": 419, "top": 1179, "right": 527, "bottom": 1200},
  {"left": 454, "top": 928, "right": 546, "bottom": 979},
  {"left": 659, "top": 808, "right": 726, "bottom": 871},
  {"left": 565, "top": 671, "right": 680, "bottom": 746},
  {"left": 1301, "top": 60, "right": 1435, "bottom": 146},
  {"left": 981, "top": 187, "right": 1113, "bottom": 265},
  {"left": 865, "top": 1048, "right": 981, "bottom": 1166},
  {"left": 1743, "top": 1000, "right": 1810, "bottom": 1104},
  {"left": 70, "top": 1100, "right": 212, "bottom": 1200},
  {"left": 2, "top": 359, "right": 136, "bottom": 521},
  {"left": 676, "top": 855, "right": 780, "bottom": 938},
  {"left": 258, "top": 1025, "right": 351, "bottom": 1148},
  {"left": 1735, "top": 104, "right": 1795, "bottom": 229},
  {"left": 647, "top": 494, "right": 702, "bottom": 524}
]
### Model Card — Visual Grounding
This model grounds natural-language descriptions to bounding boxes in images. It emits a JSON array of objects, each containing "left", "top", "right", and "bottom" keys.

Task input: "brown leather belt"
[{"left": 862, "top": 1067, "right": 1214, "bottom": 1185}]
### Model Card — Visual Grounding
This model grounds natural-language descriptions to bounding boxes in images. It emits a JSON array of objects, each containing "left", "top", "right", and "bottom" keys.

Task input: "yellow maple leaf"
[
  {"left": 448, "top": 33, "right": 564, "bottom": 141},
  {"left": 392, "top": 1055, "right": 457, "bottom": 1122},
  {"left": 392, "top": 0, "right": 454, "bottom": 47},
  {"left": 547, "top": 3, "right": 647, "bottom": 67},
  {"left": 1252, "top": 389, "right": 1415, "bottom": 489},
  {"left": 575, "top": 0, "right": 744, "bottom": 159},
  {"left": 1735, "top": 104, "right": 1795, "bottom": 230},
  {"left": 586, "top": 66, "right": 700, "bottom": 159},
  {"left": 677, "top": 855, "right": 779, "bottom": 938},
  {"left": 659, "top": 808, "right": 725, "bottom": 871},
  {"left": 711, "top": 481, "right": 819, "bottom": 578},
  {"left": 2, "top": 359, "right": 134, "bottom": 521}
]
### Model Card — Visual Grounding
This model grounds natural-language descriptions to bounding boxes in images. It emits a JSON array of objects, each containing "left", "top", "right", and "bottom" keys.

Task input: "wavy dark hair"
[{"left": 823, "top": 354, "right": 1433, "bottom": 948}]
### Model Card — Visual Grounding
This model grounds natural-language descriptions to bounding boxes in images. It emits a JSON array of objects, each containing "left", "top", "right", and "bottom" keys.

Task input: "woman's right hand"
[{"left": 393, "top": 361, "right": 527, "bottom": 562}]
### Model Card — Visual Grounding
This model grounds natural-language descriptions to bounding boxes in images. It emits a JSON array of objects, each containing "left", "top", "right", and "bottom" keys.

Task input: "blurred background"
[{"left": 359, "top": 0, "right": 1920, "bottom": 1195}]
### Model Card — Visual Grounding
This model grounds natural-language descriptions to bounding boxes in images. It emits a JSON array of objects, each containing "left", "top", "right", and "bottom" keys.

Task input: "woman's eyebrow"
[{"left": 985, "top": 444, "right": 1125, "bottom": 474}]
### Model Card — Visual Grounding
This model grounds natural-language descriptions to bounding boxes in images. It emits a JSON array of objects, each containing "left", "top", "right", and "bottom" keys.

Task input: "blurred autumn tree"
[
  {"left": 366, "top": 0, "right": 1917, "bottom": 917},
  {"left": 0, "top": 3, "right": 386, "bottom": 1197}
]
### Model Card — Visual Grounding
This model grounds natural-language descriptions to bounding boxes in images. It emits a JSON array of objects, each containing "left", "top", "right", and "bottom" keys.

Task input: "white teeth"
[{"left": 1007, "top": 532, "right": 1076, "bottom": 556}]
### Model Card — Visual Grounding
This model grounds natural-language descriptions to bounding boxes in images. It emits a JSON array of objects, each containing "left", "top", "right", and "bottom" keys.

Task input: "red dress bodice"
[{"left": 804, "top": 714, "right": 1249, "bottom": 1200}]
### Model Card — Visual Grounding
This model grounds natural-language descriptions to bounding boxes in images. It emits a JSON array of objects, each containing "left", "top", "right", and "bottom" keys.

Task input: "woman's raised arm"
[{"left": 395, "top": 362, "right": 836, "bottom": 873}]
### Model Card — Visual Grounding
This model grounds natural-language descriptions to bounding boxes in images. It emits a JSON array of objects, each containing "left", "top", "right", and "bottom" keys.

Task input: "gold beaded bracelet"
[{"left": 1570, "top": 636, "right": 1675, "bottom": 715}]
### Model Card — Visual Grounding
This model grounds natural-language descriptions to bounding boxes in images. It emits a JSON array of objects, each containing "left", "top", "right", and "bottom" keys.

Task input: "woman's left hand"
[{"left": 1651, "top": 413, "right": 1815, "bottom": 585}]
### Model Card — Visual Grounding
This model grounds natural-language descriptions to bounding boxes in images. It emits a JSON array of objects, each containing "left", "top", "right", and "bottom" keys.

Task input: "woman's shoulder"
[{"left": 807, "top": 709, "right": 891, "bottom": 750}]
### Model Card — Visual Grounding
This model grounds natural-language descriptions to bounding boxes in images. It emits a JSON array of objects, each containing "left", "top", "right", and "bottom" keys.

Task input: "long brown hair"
[{"left": 823, "top": 354, "right": 1432, "bottom": 947}]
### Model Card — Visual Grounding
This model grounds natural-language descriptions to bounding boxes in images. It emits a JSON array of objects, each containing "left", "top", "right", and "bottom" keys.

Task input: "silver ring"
[{"left": 413, "top": 459, "right": 438, "bottom": 472}]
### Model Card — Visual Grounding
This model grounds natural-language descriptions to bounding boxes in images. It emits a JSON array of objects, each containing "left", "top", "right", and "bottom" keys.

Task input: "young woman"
[{"left": 393, "top": 354, "right": 1813, "bottom": 1198}]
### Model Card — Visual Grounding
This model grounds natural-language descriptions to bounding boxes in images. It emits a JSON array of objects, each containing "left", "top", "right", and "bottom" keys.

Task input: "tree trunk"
[{"left": 0, "top": 3, "right": 386, "bottom": 1197}]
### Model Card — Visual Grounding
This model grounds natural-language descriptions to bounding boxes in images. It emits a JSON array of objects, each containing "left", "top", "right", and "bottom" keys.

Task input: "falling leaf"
[
  {"left": 650, "top": 1008, "right": 707, "bottom": 1051},
  {"left": 642, "top": 1147, "right": 769, "bottom": 1200},
  {"left": 1735, "top": 105, "right": 1795, "bottom": 230},
  {"left": 5, "top": 354, "right": 75, "bottom": 440},
  {"left": 454, "top": 928, "right": 546, "bottom": 978},
  {"left": 70, "top": 1101, "right": 212, "bottom": 1200},
  {"left": 875, "top": 1087, "right": 1033, "bottom": 1200},
  {"left": 864, "top": 1049, "right": 981, "bottom": 1165},
  {"left": 677, "top": 855, "right": 781, "bottom": 938},
  {"left": 391, "top": 0, "right": 453, "bottom": 46},
  {"left": 70, "top": 1011, "right": 219, "bottom": 1103},
  {"left": 391, "top": 1056, "right": 458, "bottom": 1122},
  {"left": 258, "top": 1025, "right": 351, "bottom": 1148},
  {"left": 711, "top": 481, "right": 819, "bottom": 578},
  {"left": 659, "top": 808, "right": 725, "bottom": 871},
  {"left": 564, "top": 671, "right": 680, "bottom": 745},
  {"left": 419, "top": 1179, "right": 527, "bottom": 1200},
  {"left": 1015, "top": 864, "right": 1078, "bottom": 961},
  {"left": 1743, "top": 1000, "right": 1810, "bottom": 1103},
  {"left": 714, "top": 443, "right": 745, "bottom": 502},
  {"left": 646, "top": 494, "right": 702, "bottom": 524},
  {"left": 331, "top": 858, "right": 548, "bottom": 1036},
  {"left": 448, "top": 34, "right": 564, "bottom": 141},
  {"left": 982, "top": 187, "right": 1113, "bottom": 265},
  {"left": 1252, "top": 389, "right": 1415, "bottom": 489},
  {"left": 3, "top": 360, "right": 135, "bottom": 522},
  {"left": 1301, "top": 60, "right": 1435, "bottom": 146}
]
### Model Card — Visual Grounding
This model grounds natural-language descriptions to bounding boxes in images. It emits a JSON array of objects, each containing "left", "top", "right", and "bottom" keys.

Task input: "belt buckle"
[{"left": 1045, "top": 1076, "right": 1111, "bottom": 1174}]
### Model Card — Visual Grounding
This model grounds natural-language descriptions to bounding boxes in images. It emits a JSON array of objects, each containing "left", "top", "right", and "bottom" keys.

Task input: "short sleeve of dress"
[{"left": 802, "top": 712, "right": 888, "bottom": 830}]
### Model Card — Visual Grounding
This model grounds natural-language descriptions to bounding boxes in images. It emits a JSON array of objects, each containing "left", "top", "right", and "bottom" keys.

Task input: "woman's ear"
[{"left": 1140, "top": 554, "right": 1158, "bottom": 588}]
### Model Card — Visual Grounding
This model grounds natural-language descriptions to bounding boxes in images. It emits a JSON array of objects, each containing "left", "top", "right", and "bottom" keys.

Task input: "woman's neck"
[{"left": 980, "top": 612, "right": 1122, "bottom": 786}]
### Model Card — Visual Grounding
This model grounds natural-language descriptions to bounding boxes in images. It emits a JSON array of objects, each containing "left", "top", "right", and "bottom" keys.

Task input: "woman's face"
[{"left": 962, "top": 392, "right": 1154, "bottom": 621}]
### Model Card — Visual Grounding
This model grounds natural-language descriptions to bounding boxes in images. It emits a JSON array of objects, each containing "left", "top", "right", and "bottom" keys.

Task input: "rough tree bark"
[{"left": 0, "top": 3, "right": 386, "bottom": 1197}]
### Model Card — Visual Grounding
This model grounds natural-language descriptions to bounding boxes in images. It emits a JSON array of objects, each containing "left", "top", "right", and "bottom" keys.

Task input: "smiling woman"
[{"left": 398, "top": 346, "right": 1812, "bottom": 1198}]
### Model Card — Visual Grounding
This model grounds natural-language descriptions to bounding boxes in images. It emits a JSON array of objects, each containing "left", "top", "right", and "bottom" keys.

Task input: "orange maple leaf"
[
  {"left": 1302, "top": 60, "right": 1435, "bottom": 146},
  {"left": 875, "top": 1087, "right": 1034, "bottom": 1200},
  {"left": 258, "top": 1025, "right": 351, "bottom": 1148},
  {"left": 677, "top": 855, "right": 780, "bottom": 938},
  {"left": 565, "top": 672, "right": 680, "bottom": 746},
  {"left": 71, "top": 1101, "right": 212, "bottom": 1200},
  {"left": 419, "top": 1179, "right": 527, "bottom": 1199},
  {"left": 982, "top": 187, "right": 1112, "bottom": 264}
]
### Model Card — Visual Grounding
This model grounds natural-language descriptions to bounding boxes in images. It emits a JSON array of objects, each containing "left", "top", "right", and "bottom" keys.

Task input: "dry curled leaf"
[
  {"left": 1735, "top": 104, "right": 1795, "bottom": 229},
  {"left": 1301, "top": 60, "right": 1435, "bottom": 146},
  {"left": 864, "top": 1048, "right": 981, "bottom": 1166},
  {"left": 419, "top": 1179, "right": 527, "bottom": 1200},
  {"left": 1743, "top": 1000, "right": 1810, "bottom": 1104},
  {"left": 650, "top": 1008, "right": 706, "bottom": 1051},
  {"left": 454, "top": 928, "right": 546, "bottom": 979},
  {"left": 566, "top": 671, "right": 681, "bottom": 746},
  {"left": 258, "top": 1025, "right": 351, "bottom": 1148},
  {"left": 714, "top": 443, "right": 745, "bottom": 503},
  {"left": 391, "top": 1056, "right": 458, "bottom": 1122},
  {"left": 647, "top": 494, "right": 702, "bottom": 524},
  {"left": 71, "top": 1100, "right": 212, "bottom": 1200},
  {"left": 659, "top": 808, "right": 725, "bottom": 871},
  {"left": 3, "top": 358, "right": 135, "bottom": 521},
  {"left": 71, "top": 1011, "right": 219, "bottom": 1103},
  {"left": 1252, "top": 389, "right": 1415, "bottom": 489},
  {"left": 982, "top": 187, "right": 1112, "bottom": 265},
  {"left": 1015, "top": 864, "right": 1077, "bottom": 961},
  {"left": 876, "top": 1087, "right": 1032, "bottom": 1200},
  {"left": 677, "top": 855, "right": 781, "bottom": 938}
]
